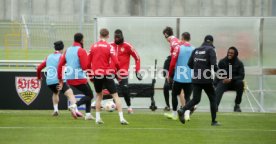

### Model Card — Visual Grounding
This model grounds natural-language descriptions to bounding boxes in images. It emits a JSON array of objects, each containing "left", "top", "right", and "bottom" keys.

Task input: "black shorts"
[
  {"left": 70, "top": 83, "right": 93, "bottom": 97},
  {"left": 172, "top": 81, "right": 192, "bottom": 97},
  {"left": 47, "top": 82, "right": 70, "bottom": 94},
  {"left": 93, "top": 75, "right": 117, "bottom": 94}
]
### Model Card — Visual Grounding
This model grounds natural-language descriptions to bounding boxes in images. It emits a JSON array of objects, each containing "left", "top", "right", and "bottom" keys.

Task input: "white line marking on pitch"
[{"left": 0, "top": 127, "right": 275, "bottom": 132}]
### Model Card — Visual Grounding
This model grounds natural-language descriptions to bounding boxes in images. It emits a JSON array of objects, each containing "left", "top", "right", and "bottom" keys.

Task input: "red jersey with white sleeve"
[
  {"left": 57, "top": 42, "right": 88, "bottom": 86},
  {"left": 36, "top": 59, "right": 46, "bottom": 80},
  {"left": 110, "top": 42, "right": 140, "bottom": 76},
  {"left": 88, "top": 39, "right": 120, "bottom": 76},
  {"left": 168, "top": 36, "right": 181, "bottom": 77}
]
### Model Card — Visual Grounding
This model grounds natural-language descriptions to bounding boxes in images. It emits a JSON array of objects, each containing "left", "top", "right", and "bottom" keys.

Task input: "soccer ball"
[{"left": 105, "top": 101, "right": 116, "bottom": 112}]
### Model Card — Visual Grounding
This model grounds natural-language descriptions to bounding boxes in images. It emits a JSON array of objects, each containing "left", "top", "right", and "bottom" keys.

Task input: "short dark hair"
[
  {"left": 182, "top": 32, "right": 190, "bottom": 41},
  {"left": 163, "top": 26, "right": 173, "bottom": 38},
  {"left": 100, "top": 28, "right": 109, "bottom": 38},
  {"left": 54, "top": 41, "right": 64, "bottom": 50},
  {"left": 74, "top": 33, "right": 83, "bottom": 43},
  {"left": 114, "top": 29, "right": 123, "bottom": 35}
]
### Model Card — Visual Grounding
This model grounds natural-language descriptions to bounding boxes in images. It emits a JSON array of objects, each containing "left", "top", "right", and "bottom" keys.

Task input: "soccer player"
[
  {"left": 88, "top": 28, "right": 128, "bottom": 125},
  {"left": 177, "top": 35, "right": 220, "bottom": 126},
  {"left": 162, "top": 26, "right": 185, "bottom": 118},
  {"left": 36, "top": 41, "right": 78, "bottom": 118},
  {"left": 168, "top": 32, "right": 194, "bottom": 120},
  {"left": 110, "top": 29, "right": 142, "bottom": 114},
  {"left": 58, "top": 33, "right": 94, "bottom": 120},
  {"left": 162, "top": 55, "right": 172, "bottom": 111}
]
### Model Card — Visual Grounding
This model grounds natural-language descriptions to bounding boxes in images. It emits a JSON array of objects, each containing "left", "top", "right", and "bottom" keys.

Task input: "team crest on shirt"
[
  {"left": 121, "top": 47, "right": 125, "bottom": 52},
  {"left": 15, "top": 77, "right": 41, "bottom": 105}
]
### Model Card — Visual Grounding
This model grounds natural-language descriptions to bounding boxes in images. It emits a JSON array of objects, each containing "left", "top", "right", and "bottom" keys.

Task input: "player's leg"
[
  {"left": 93, "top": 78, "right": 104, "bottom": 124},
  {"left": 163, "top": 80, "right": 171, "bottom": 111},
  {"left": 61, "top": 83, "right": 78, "bottom": 119},
  {"left": 120, "top": 78, "right": 133, "bottom": 114},
  {"left": 233, "top": 80, "right": 244, "bottom": 112},
  {"left": 182, "top": 83, "right": 193, "bottom": 121},
  {"left": 73, "top": 83, "right": 94, "bottom": 120},
  {"left": 203, "top": 84, "right": 220, "bottom": 126},
  {"left": 47, "top": 84, "right": 60, "bottom": 116},
  {"left": 215, "top": 81, "right": 228, "bottom": 109},
  {"left": 105, "top": 77, "right": 128, "bottom": 125},
  {"left": 178, "top": 84, "right": 203, "bottom": 124},
  {"left": 179, "top": 89, "right": 185, "bottom": 107},
  {"left": 169, "top": 81, "right": 182, "bottom": 120}
]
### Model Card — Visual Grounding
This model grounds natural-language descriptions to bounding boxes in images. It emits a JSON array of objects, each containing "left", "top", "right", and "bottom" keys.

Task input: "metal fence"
[{"left": 1, "top": 16, "right": 276, "bottom": 112}]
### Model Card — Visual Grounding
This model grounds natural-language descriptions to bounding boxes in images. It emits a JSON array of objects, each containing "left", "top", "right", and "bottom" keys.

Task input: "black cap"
[
  {"left": 54, "top": 41, "right": 64, "bottom": 50},
  {"left": 204, "top": 35, "right": 213, "bottom": 43}
]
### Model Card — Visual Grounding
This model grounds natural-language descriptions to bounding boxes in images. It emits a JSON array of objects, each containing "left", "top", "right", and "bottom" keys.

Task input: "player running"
[
  {"left": 110, "top": 29, "right": 142, "bottom": 114},
  {"left": 36, "top": 41, "right": 78, "bottom": 118},
  {"left": 58, "top": 33, "right": 95, "bottom": 120},
  {"left": 88, "top": 28, "right": 128, "bottom": 125},
  {"left": 168, "top": 32, "right": 194, "bottom": 121}
]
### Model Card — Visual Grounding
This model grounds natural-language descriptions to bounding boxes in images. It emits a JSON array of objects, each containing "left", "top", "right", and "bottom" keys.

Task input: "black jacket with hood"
[{"left": 216, "top": 47, "right": 245, "bottom": 83}]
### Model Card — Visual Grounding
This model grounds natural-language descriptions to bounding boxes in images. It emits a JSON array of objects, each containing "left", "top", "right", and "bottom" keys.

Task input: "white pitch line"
[{"left": 0, "top": 127, "right": 275, "bottom": 132}]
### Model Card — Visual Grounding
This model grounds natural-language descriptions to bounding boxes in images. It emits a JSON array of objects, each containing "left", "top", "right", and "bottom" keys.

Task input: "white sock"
[
  {"left": 85, "top": 113, "right": 91, "bottom": 117},
  {"left": 70, "top": 104, "right": 77, "bottom": 109},
  {"left": 172, "top": 111, "right": 177, "bottom": 117},
  {"left": 128, "top": 106, "right": 132, "bottom": 110},
  {"left": 53, "top": 104, "right": 58, "bottom": 112},
  {"left": 119, "top": 112, "right": 124, "bottom": 121},
  {"left": 75, "top": 107, "right": 79, "bottom": 112},
  {"left": 96, "top": 112, "right": 101, "bottom": 121}
]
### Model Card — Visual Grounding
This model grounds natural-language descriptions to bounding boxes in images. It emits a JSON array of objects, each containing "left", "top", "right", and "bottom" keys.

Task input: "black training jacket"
[
  {"left": 188, "top": 43, "right": 218, "bottom": 84},
  {"left": 217, "top": 56, "right": 245, "bottom": 82}
]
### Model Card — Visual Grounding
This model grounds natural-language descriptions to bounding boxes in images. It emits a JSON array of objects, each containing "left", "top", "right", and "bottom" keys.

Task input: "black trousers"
[
  {"left": 172, "top": 81, "right": 192, "bottom": 111},
  {"left": 71, "top": 83, "right": 94, "bottom": 113},
  {"left": 118, "top": 78, "right": 131, "bottom": 106},
  {"left": 163, "top": 80, "right": 172, "bottom": 107},
  {"left": 215, "top": 80, "right": 244, "bottom": 106},
  {"left": 183, "top": 83, "right": 217, "bottom": 122}
]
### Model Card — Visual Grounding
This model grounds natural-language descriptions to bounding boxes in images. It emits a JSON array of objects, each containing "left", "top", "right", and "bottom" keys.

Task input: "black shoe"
[
  {"left": 164, "top": 106, "right": 171, "bottom": 111},
  {"left": 177, "top": 109, "right": 185, "bottom": 124},
  {"left": 211, "top": 121, "right": 221, "bottom": 126},
  {"left": 234, "top": 104, "right": 242, "bottom": 112}
]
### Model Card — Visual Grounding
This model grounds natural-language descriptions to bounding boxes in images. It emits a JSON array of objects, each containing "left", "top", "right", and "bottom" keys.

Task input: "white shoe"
[
  {"left": 96, "top": 119, "right": 104, "bottom": 124},
  {"left": 184, "top": 110, "right": 191, "bottom": 121},
  {"left": 120, "top": 119, "right": 129, "bottom": 125},
  {"left": 85, "top": 115, "right": 95, "bottom": 120}
]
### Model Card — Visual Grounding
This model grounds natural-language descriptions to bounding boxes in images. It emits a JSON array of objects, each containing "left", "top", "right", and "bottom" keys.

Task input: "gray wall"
[{"left": 0, "top": 0, "right": 276, "bottom": 21}]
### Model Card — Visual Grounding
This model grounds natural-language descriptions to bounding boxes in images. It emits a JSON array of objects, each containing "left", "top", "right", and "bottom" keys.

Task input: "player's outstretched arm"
[{"left": 36, "top": 59, "right": 46, "bottom": 80}]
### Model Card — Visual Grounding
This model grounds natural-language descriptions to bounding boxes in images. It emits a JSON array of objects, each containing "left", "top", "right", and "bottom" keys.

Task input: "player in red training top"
[
  {"left": 88, "top": 28, "right": 128, "bottom": 125},
  {"left": 162, "top": 26, "right": 185, "bottom": 119},
  {"left": 110, "top": 29, "right": 142, "bottom": 114}
]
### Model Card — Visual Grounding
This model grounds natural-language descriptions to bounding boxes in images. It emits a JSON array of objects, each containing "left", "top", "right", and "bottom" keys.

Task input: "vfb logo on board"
[{"left": 15, "top": 77, "right": 41, "bottom": 105}]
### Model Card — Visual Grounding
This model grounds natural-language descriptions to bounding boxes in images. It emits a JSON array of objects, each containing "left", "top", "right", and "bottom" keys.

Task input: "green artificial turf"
[{"left": 0, "top": 110, "right": 275, "bottom": 144}]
